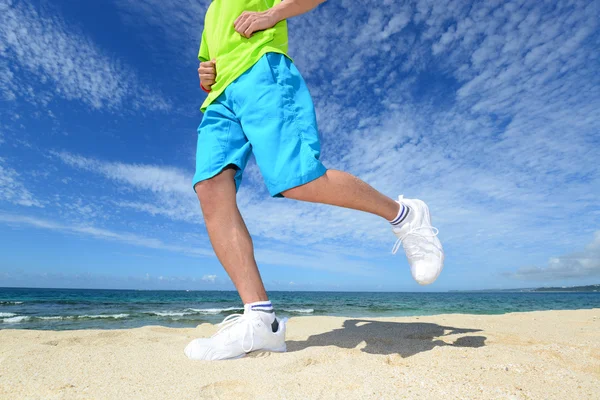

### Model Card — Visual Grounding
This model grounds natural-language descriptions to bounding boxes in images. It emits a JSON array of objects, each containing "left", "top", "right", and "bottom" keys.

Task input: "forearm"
[{"left": 268, "top": 0, "right": 326, "bottom": 23}]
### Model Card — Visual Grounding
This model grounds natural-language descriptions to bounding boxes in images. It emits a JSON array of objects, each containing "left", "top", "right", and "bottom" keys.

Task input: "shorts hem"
[
  {"left": 269, "top": 164, "right": 327, "bottom": 198},
  {"left": 192, "top": 162, "right": 243, "bottom": 193}
]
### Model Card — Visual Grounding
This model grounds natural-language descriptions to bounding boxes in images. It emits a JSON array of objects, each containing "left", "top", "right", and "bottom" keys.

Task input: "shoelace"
[
  {"left": 212, "top": 313, "right": 254, "bottom": 353},
  {"left": 392, "top": 226, "right": 440, "bottom": 256}
]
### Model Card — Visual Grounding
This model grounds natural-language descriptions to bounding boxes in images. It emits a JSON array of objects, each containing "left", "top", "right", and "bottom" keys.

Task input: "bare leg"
[
  {"left": 196, "top": 168, "right": 397, "bottom": 303},
  {"left": 281, "top": 169, "right": 400, "bottom": 221},
  {"left": 195, "top": 167, "right": 267, "bottom": 304}
]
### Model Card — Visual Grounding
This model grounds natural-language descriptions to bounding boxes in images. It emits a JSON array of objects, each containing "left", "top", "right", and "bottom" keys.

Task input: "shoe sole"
[
  {"left": 412, "top": 198, "right": 443, "bottom": 251},
  {"left": 262, "top": 345, "right": 287, "bottom": 352},
  {"left": 222, "top": 345, "right": 287, "bottom": 360},
  {"left": 404, "top": 197, "right": 445, "bottom": 284}
]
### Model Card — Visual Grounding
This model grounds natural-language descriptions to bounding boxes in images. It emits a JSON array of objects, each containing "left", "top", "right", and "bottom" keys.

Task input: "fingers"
[
  {"left": 198, "top": 61, "right": 216, "bottom": 74},
  {"left": 236, "top": 20, "right": 252, "bottom": 38},
  {"left": 234, "top": 12, "right": 254, "bottom": 38},
  {"left": 198, "top": 72, "right": 215, "bottom": 85},
  {"left": 200, "top": 78, "right": 215, "bottom": 89},
  {"left": 198, "top": 59, "right": 216, "bottom": 88},
  {"left": 199, "top": 74, "right": 215, "bottom": 83},
  {"left": 198, "top": 68, "right": 215, "bottom": 83},
  {"left": 235, "top": 10, "right": 276, "bottom": 38},
  {"left": 243, "top": 22, "right": 257, "bottom": 38},
  {"left": 234, "top": 11, "right": 249, "bottom": 31},
  {"left": 198, "top": 65, "right": 215, "bottom": 75},
  {"left": 199, "top": 72, "right": 215, "bottom": 81},
  {"left": 199, "top": 60, "right": 216, "bottom": 68}
]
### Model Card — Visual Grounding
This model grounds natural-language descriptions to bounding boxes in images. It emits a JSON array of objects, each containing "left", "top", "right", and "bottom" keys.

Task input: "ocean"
[{"left": 1, "top": 287, "right": 598, "bottom": 330}]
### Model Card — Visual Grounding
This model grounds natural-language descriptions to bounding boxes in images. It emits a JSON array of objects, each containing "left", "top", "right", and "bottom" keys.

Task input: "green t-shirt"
[{"left": 199, "top": 0, "right": 290, "bottom": 112}]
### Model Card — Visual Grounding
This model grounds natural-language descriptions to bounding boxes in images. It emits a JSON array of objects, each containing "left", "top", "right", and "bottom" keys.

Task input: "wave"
[
  {"left": 185, "top": 307, "right": 244, "bottom": 315},
  {"left": 283, "top": 308, "right": 314, "bottom": 314},
  {"left": 12, "top": 314, "right": 127, "bottom": 321},
  {"left": 146, "top": 308, "right": 243, "bottom": 317},
  {"left": 146, "top": 311, "right": 192, "bottom": 317},
  {"left": 2, "top": 316, "right": 30, "bottom": 323},
  {"left": 0, "top": 301, "right": 23, "bottom": 305},
  {"left": 0, "top": 312, "right": 16, "bottom": 318},
  {"left": 79, "top": 314, "right": 129, "bottom": 319},
  {"left": 38, "top": 316, "right": 75, "bottom": 320}
]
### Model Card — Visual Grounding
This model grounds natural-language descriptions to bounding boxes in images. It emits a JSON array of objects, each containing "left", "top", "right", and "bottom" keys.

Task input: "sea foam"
[
  {"left": 0, "top": 312, "right": 16, "bottom": 318},
  {"left": 186, "top": 307, "right": 244, "bottom": 315},
  {"left": 2, "top": 316, "right": 29, "bottom": 323},
  {"left": 283, "top": 308, "right": 315, "bottom": 314},
  {"left": 0, "top": 301, "right": 23, "bottom": 305},
  {"left": 148, "top": 311, "right": 191, "bottom": 317},
  {"left": 79, "top": 314, "right": 129, "bottom": 319}
]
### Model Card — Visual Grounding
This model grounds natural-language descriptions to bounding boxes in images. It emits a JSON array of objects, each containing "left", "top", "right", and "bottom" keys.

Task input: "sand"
[{"left": 0, "top": 309, "right": 598, "bottom": 399}]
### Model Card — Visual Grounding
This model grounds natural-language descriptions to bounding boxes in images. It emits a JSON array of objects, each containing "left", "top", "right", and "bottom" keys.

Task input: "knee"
[
  {"left": 195, "top": 179, "right": 222, "bottom": 218},
  {"left": 194, "top": 171, "right": 235, "bottom": 216},
  {"left": 195, "top": 178, "right": 215, "bottom": 201}
]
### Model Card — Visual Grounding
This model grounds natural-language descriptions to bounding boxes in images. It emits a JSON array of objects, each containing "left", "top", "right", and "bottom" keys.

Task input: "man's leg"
[
  {"left": 281, "top": 169, "right": 400, "bottom": 222},
  {"left": 187, "top": 166, "right": 285, "bottom": 361},
  {"left": 195, "top": 166, "right": 267, "bottom": 304}
]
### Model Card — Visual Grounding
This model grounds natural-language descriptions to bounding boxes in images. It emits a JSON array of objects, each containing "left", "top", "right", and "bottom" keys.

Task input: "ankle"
[
  {"left": 389, "top": 201, "right": 410, "bottom": 226},
  {"left": 245, "top": 300, "right": 274, "bottom": 313},
  {"left": 386, "top": 201, "right": 401, "bottom": 222},
  {"left": 245, "top": 300, "right": 277, "bottom": 328}
]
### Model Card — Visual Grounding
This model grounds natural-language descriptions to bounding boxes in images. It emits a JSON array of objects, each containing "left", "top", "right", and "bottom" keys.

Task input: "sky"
[{"left": 0, "top": 0, "right": 599, "bottom": 292}]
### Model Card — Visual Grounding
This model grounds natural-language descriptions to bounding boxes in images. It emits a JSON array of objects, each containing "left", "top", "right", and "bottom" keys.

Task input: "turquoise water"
[{"left": 0, "top": 287, "right": 598, "bottom": 330}]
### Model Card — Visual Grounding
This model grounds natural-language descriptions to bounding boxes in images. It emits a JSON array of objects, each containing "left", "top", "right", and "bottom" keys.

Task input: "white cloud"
[
  {"left": 52, "top": 150, "right": 202, "bottom": 225},
  {"left": 0, "top": 0, "right": 170, "bottom": 111},
  {"left": 201, "top": 274, "right": 217, "bottom": 283},
  {"left": 52, "top": 151, "right": 191, "bottom": 194},
  {"left": 0, "top": 158, "right": 42, "bottom": 207},
  {"left": 0, "top": 209, "right": 381, "bottom": 275},
  {"left": 0, "top": 213, "right": 214, "bottom": 257},
  {"left": 506, "top": 232, "right": 600, "bottom": 281}
]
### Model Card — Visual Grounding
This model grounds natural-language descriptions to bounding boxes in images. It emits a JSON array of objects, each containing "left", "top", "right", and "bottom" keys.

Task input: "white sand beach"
[{"left": 1, "top": 309, "right": 598, "bottom": 399}]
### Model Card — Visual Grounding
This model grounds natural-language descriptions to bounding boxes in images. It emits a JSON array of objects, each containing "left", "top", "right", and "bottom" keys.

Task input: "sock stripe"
[
  {"left": 391, "top": 205, "right": 410, "bottom": 225},
  {"left": 249, "top": 301, "right": 273, "bottom": 311},
  {"left": 390, "top": 205, "right": 405, "bottom": 224}
]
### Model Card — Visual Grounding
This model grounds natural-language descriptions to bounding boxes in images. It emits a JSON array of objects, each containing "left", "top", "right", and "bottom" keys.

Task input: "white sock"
[
  {"left": 245, "top": 300, "right": 277, "bottom": 330},
  {"left": 389, "top": 203, "right": 410, "bottom": 226}
]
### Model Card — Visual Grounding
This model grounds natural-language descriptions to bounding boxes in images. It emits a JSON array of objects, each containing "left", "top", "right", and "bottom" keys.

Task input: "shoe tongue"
[
  {"left": 393, "top": 205, "right": 416, "bottom": 235},
  {"left": 393, "top": 218, "right": 413, "bottom": 237},
  {"left": 243, "top": 304, "right": 266, "bottom": 318},
  {"left": 243, "top": 304, "right": 276, "bottom": 329}
]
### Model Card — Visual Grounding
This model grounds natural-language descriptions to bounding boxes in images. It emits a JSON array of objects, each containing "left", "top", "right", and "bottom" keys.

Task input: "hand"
[
  {"left": 234, "top": 10, "right": 278, "bottom": 38},
  {"left": 198, "top": 59, "right": 216, "bottom": 90}
]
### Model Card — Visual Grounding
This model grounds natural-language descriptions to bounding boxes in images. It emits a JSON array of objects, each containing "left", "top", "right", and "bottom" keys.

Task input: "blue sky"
[{"left": 1, "top": 0, "right": 599, "bottom": 292}]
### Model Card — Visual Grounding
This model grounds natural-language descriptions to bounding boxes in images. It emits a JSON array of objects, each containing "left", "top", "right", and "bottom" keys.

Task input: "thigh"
[
  {"left": 193, "top": 101, "right": 252, "bottom": 193},
  {"left": 235, "top": 53, "right": 326, "bottom": 197}
]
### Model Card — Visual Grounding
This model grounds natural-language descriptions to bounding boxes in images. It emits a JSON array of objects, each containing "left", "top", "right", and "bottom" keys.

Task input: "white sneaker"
[
  {"left": 184, "top": 305, "right": 287, "bottom": 361},
  {"left": 391, "top": 195, "right": 444, "bottom": 285}
]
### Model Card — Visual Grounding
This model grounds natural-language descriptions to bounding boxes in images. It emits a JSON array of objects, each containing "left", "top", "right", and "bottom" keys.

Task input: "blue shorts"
[{"left": 193, "top": 52, "right": 327, "bottom": 197}]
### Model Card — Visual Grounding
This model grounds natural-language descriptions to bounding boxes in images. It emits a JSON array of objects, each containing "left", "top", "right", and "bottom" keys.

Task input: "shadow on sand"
[{"left": 286, "top": 319, "right": 486, "bottom": 358}]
